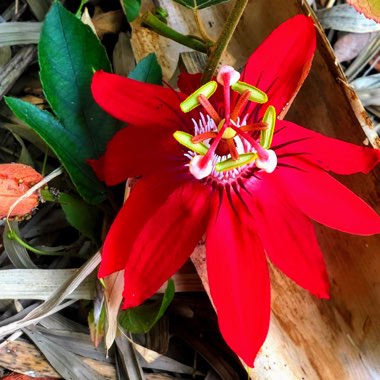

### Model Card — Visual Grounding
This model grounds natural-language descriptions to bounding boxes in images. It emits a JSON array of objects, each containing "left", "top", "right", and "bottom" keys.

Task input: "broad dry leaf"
[
  {"left": 93, "top": 10, "right": 124, "bottom": 39},
  {"left": 0, "top": 163, "right": 43, "bottom": 218}
]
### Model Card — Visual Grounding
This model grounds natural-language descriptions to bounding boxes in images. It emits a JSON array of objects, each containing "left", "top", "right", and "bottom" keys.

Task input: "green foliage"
[
  {"left": 121, "top": 0, "right": 141, "bottom": 22},
  {"left": 119, "top": 279, "right": 175, "bottom": 334},
  {"left": 59, "top": 193, "right": 102, "bottom": 242},
  {"left": 5, "top": 98, "right": 107, "bottom": 204},
  {"left": 129, "top": 53, "right": 162, "bottom": 85},
  {"left": 173, "top": 0, "right": 230, "bottom": 10}
]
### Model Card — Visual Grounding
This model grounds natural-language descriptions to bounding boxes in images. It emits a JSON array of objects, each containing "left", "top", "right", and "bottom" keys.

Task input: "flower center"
[{"left": 174, "top": 65, "right": 278, "bottom": 181}]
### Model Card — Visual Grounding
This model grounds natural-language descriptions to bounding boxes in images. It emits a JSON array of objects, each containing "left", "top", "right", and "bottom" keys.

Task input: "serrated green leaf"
[
  {"left": 5, "top": 98, "right": 106, "bottom": 204},
  {"left": 118, "top": 279, "right": 175, "bottom": 334},
  {"left": 59, "top": 193, "right": 102, "bottom": 242},
  {"left": 128, "top": 53, "right": 162, "bottom": 85},
  {"left": 121, "top": 0, "right": 141, "bottom": 22},
  {"left": 173, "top": 0, "right": 230, "bottom": 10}
]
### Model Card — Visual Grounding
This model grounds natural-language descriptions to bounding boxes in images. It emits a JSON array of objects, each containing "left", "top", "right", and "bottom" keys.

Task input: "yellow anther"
[
  {"left": 180, "top": 81, "right": 217, "bottom": 113},
  {"left": 260, "top": 106, "right": 276, "bottom": 149},
  {"left": 231, "top": 81, "right": 268, "bottom": 104}
]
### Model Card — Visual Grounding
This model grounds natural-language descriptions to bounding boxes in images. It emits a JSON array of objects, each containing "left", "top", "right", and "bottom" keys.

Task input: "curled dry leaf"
[
  {"left": 347, "top": 0, "right": 380, "bottom": 23},
  {"left": 0, "top": 163, "right": 43, "bottom": 219}
]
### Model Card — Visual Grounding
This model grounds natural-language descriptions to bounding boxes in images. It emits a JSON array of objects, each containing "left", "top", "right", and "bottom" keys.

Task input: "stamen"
[
  {"left": 215, "top": 153, "right": 257, "bottom": 172},
  {"left": 231, "top": 81, "right": 268, "bottom": 104},
  {"left": 173, "top": 131, "right": 208, "bottom": 155},
  {"left": 198, "top": 94, "right": 221, "bottom": 124},
  {"left": 240, "top": 122, "right": 268, "bottom": 132},
  {"left": 180, "top": 81, "right": 217, "bottom": 113},
  {"left": 260, "top": 106, "right": 276, "bottom": 149},
  {"left": 191, "top": 131, "right": 218, "bottom": 144},
  {"left": 199, "top": 121, "right": 230, "bottom": 169},
  {"left": 228, "top": 123, "right": 269, "bottom": 160},
  {"left": 226, "top": 139, "right": 239, "bottom": 161},
  {"left": 231, "top": 90, "right": 251, "bottom": 120}
]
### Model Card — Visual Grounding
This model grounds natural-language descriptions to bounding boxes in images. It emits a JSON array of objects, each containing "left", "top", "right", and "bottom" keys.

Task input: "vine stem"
[
  {"left": 193, "top": 8, "right": 213, "bottom": 43},
  {"left": 201, "top": 0, "right": 249, "bottom": 85},
  {"left": 142, "top": 12, "right": 208, "bottom": 53}
]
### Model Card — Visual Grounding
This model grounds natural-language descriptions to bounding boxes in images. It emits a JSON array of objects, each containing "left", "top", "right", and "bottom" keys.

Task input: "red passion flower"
[{"left": 90, "top": 15, "right": 380, "bottom": 366}]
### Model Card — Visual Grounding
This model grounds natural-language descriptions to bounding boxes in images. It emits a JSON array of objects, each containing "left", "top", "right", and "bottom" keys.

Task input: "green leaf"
[
  {"left": 59, "top": 193, "right": 102, "bottom": 242},
  {"left": 173, "top": 0, "right": 230, "bottom": 10},
  {"left": 128, "top": 53, "right": 162, "bottom": 85},
  {"left": 121, "top": 0, "right": 141, "bottom": 22},
  {"left": 118, "top": 279, "right": 175, "bottom": 334},
  {"left": 37, "top": 3, "right": 120, "bottom": 202},
  {"left": 5, "top": 98, "right": 106, "bottom": 204}
]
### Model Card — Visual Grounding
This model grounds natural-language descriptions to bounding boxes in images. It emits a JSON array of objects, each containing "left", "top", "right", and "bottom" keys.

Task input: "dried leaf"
[
  {"left": 93, "top": 10, "right": 123, "bottom": 38},
  {"left": 317, "top": 4, "right": 380, "bottom": 32},
  {"left": 103, "top": 270, "right": 124, "bottom": 350},
  {"left": 0, "top": 269, "right": 95, "bottom": 300},
  {"left": 334, "top": 32, "right": 375, "bottom": 62},
  {"left": 0, "top": 163, "right": 42, "bottom": 218},
  {"left": 347, "top": 0, "right": 380, "bottom": 23},
  {"left": 0, "top": 22, "right": 42, "bottom": 46},
  {"left": 23, "top": 328, "right": 107, "bottom": 380},
  {"left": 113, "top": 32, "right": 136, "bottom": 76}
]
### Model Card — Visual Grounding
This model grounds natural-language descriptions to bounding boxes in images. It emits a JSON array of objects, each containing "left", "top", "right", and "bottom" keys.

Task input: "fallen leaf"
[
  {"left": 334, "top": 32, "right": 375, "bottom": 62},
  {"left": 347, "top": 0, "right": 380, "bottom": 23},
  {"left": 0, "top": 163, "right": 43, "bottom": 219}
]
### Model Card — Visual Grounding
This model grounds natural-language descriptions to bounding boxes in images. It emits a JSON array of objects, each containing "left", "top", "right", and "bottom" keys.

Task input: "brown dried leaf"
[{"left": 93, "top": 10, "right": 124, "bottom": 39}]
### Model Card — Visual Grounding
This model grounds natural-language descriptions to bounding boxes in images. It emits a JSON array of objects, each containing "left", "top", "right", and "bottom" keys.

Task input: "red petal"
[
  {"left": 273, "top": 120, "right": 380, "bottom": 175},
  {"left": 247, "top": 175, "right": 330, "bottom": 298},
  {"left": 98, "top": 172, "right": 187, "bottom": 277},
  {"left": 275, "top": 159, "right": 380, "bottom": 235},
  {"left": 88, "top": 125, "right": 181, "bottom": 185},
  {"left": 177, "top": 73, "right": 202, "bottom": 94},
  {"left": 91, "top": 71, "right": 187, "bottom": 130},
  {"left": 241, "top": 15, "right": 316, "bottom": 118},
  {"left": 122, "top": 181, "right": 211, "bottom": 308},
  {"left": 206, "top": 192, "right": 270, "bottom": 366}
]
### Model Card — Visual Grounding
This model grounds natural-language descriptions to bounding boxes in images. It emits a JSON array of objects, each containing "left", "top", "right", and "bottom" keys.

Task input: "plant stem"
[
  {"left": 142, "top": 12, "right": 208, "bottom": 54},
  {"left": 201, "top": 0, "right": 249, "bottom": 84},
  {"left": 193, "top": 8, "right": 213, "bottom": 43}
]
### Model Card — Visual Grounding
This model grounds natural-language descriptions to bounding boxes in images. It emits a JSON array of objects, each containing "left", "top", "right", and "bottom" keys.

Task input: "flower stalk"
[{"left": 201, "top": 0, "right": 249, "bottom": 84}]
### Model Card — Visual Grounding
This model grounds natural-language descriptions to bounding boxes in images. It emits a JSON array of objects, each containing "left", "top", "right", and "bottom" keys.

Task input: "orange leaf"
[
  {"left": 0, "top": 163, "right": 43, "bottom": 219},
  {"left": 347, "top": 0, "right": 380, "bottom": 23}
]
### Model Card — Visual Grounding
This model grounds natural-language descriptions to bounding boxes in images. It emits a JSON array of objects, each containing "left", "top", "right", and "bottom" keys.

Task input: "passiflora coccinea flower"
[{"left": 89, "top": 15, "right": 380, "bottom": 366}]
